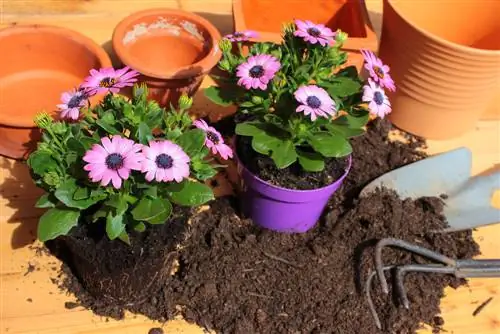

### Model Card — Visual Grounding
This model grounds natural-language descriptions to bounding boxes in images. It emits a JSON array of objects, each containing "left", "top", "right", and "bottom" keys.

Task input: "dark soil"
[
  {"left": 235, "top": 135, "right": 349, "bottom": 190},
  {"left": 160, "top": 193, "right": 479, "bottom": 334},
  {"left": 50, "top": 119, "right": 481, "bottom": 333},
  {"left": 46, "top": 206, "right": 191, "bottom": 319}
]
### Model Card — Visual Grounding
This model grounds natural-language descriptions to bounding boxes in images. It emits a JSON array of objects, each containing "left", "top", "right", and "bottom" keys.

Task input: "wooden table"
[{"left": 1, "top": 1, "right": 499, "bottom": 333}]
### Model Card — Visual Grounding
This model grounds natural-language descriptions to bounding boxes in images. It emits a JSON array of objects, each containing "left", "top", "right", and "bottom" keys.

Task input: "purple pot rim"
[{"left": 233, "top": 136, "right": 353, "bottom": 194}]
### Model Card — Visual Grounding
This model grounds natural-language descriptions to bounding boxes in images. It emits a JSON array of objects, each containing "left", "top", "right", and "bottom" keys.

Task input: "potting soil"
[{"left": 54, "top": 119, "right": 480, "bottom": 333}]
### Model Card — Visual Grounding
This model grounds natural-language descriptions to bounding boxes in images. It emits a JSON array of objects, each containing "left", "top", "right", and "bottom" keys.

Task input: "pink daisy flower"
[
  {"left": 140, "top": 140, "right": 190, "bottom": 183},
  {"left": 83, "top": 135, "right": 143, "bottom": 189},
  {"left": 57, "top": 88, "right": 88, "bottom": 120},
  {"left": 362, "top": 79, "right": 392, "bottom": 118},
  {"left": 193, "top": 119, "right": 233, "bottom": 160},
  {"left": 361, "top": 49, "right": 396, "bottom": 92},
  {"left": 224, "top": 30, "right": 258, "bottom": 42},
  {"left": 293, "top": 19, "right": 335, "bottom": 47},
  {"left": 294, "top": 85, "right": 336, "bottom": 121},
  {"left": 81, "top": 66, "right": 139, "bottom": 96},
  {"left": 236, "top": 54, "right": 281, "bottom": 90}
]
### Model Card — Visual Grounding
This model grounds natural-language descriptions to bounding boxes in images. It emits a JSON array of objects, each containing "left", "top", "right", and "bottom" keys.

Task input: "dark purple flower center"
[
  {"left": 307, "top": 27, "right": 321, "bottom": 37},
  {"left": 233, "top": 32, "right": 243, "bottom": 38},
  {"left": 306, "top": 96, "right": 322, "bottom": 109},
  {"left": 206, "top": 131, "right": 220, "bottom": 144},
  {"left": 374, "top": 66, "right": 385, "bottom": 79},
  {"left": 100, "top": 77, "right": 116, "bottom": 88},
  {"left": 373, "top": 91, "right": 384, "bottom": 106},
  {"left": 249, "top": 65, "right": 265, "bottom": 78},
  {"left": 67, "top": 93, "right": 85, "bottom": 109},
  {"left": 155, "top": 153, "right": 173, "bottom": 169},
  {"left": 105, "top": 153, "right": 124, "bottom": 170}
]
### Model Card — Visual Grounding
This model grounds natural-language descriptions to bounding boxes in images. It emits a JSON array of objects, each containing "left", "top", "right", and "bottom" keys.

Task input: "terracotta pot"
[
  {"left": 0, "top": 24, "right": 112, "bottom": 160},
  {"left": 378, "top": 0, "right": 500, "bottom": 139},
  {"left": 112, "top": 8, "right": 222, "bottom": 108},
  {"left": 232, "top": 0, "right": 377, "bottom": 71}
]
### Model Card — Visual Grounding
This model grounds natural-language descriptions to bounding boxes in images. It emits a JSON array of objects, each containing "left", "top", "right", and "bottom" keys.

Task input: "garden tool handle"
[{"left": 455, "top": 259, "right": 500, "bottom": 278}]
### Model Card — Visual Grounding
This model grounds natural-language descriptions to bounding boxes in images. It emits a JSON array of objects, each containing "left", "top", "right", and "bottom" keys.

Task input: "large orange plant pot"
[
  {"left": 0, "top": 25, "right": 112, "bottom": 160},
  {"left": 233, "top": 0, "right": 377, "bottom": 71},
  {"left": 112, "top": 8, "right": 222, "bottom": 108},
  {"left": 378, "top": 0, "right": 500, "bottom": 139}
]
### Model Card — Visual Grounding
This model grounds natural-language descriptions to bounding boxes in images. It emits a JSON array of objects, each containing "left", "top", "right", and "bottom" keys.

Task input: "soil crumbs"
[{"left": 54, "top": 120, "right": 481, "bottom": 333}]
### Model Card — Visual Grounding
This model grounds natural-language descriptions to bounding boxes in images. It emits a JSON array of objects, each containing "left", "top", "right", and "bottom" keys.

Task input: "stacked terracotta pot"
[{"left": 378, "top": 0, "right": 500, "bottom": 139}]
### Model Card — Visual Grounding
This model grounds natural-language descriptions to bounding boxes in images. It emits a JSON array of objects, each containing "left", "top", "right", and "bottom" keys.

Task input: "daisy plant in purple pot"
[
  {"left": 204, "top": 21, "right": 396, "bottom": 189},
  {"left": 27, "top": 67, "right": 230, "bottom": 244}
]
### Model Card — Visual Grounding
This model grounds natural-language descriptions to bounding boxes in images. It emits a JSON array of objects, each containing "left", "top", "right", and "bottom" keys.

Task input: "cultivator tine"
[
  {"left": 366, "top": 238, "right": 500, "bottom": 330},
  {"left": 374, "top": 238, "right": 455, "bottom": 293}
]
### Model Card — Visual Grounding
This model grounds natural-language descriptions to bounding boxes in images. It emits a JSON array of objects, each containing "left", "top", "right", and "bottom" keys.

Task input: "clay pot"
[
  {"left": 232, "top": 0, "right": 377, "bottom": 70},
  {"left": 378, "top": 0, "right": 500, "bottom": 139},
  {"left": 0, "top": 24, "right": 112, "bottom": 160},
  {"left": 112, "top": 8, "right": 222, "bottom": 107}
]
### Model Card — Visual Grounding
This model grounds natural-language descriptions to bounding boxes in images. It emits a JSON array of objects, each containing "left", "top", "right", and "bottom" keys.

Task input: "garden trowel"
[{"left": 360, "top": 147, "right": 500, "bottom": 232}]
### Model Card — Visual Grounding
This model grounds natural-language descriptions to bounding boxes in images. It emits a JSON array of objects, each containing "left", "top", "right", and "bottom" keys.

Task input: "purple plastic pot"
[{"left": 235, "top": 147, "right": 352, "bottom": 233}]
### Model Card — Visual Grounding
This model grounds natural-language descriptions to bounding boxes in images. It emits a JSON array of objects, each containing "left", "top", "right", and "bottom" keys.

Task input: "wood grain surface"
[{"left": 1, "top": 1, "right": 499, "bottom": 333}]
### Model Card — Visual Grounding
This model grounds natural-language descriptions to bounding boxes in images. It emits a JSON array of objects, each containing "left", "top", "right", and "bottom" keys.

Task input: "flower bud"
[
  {"left": 282, "top": 22, "right": 295, "bottom": 35},
  {"left": 219, "top": 38, "right": 233, "bottom": 53},
  {"left": 178, "top": 93, "right": 193, "bottom": 110},
  {"left": 133, "top": 82, "right": 148, "bottom": 99},
  {"left": 52, "top": 122, "right": 67, "bottom": 135},
  {"left": 219, "top": 58, "right": 231, "bottom": 71},
  {"left": 335, "top": 30, "right": 348, "bottom": 44},
  {"left": 33, "top": 112, "right": 53, "bottom": 129},
  {"left": 251, "top": 96, "right": 264, "bottom": 104},
  {"left": 43, "top": 171, "right": 61, "bottom": 187}
]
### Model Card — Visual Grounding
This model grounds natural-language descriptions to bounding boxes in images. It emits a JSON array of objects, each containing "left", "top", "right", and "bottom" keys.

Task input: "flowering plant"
[
  {"left": 28, "top": 67, "right": 232, "bottom": 243},
  {"left": 206, "top": 21, "right": 395, "bottom": 172}
]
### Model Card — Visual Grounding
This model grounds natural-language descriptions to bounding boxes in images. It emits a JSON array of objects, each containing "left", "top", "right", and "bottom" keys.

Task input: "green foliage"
[
  {"left": 207, "top": 22, "right": 376, "bottom": 172},
  {"left": 28, "top": 84, "right": 224, "bottom": 244}
]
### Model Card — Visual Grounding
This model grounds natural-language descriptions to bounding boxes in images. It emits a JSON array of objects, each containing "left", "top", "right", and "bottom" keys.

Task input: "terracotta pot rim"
[
  {"left": 386, "top": 0, "right": 500, "bottom": 55},
  {"left": 0, "top": 24, "right": 112, "bottom": 128},
  {"left": 112, "top": 8, "right": 222, "bottom": 80}
]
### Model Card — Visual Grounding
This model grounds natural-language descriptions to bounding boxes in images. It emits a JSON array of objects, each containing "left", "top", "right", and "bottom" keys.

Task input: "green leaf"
[
  {"left": 106, "top": 214, "right": 125, "bottom": 240},
  {"left": 327, "top": 124, "right": 366, "bottom": 138},
  {"left": 35, "top": 193, "right": 57, "bottom": 208},
  {"left": 325, "top": 77, "right": 361, "bottom": 98},
  {"left": 55, "top": 179, "right": 107, "bottom": 209},
  {"left": 123, "top": 104, "right": 141, "bottom": 124},
  {"left": 73, "top": 187, "right": 90, "bottom": 200},
  {"left": 96, "top": 119, "right": 120, "bottom": 135},
  {"left": 28, "top": 151, "right": 58, "bottom": 176},
  {"left": 138, "top": 122, "right": 153, "bottom": 144},
  {"left": 332, "top": 112, "right": 370, "bottom": 129},
  {"left": 235, "top": 122, "right": 266, "bottom": 136},
  {"left": 37, "top": 208, "right": 80, "bottom": 242},
  {"left": 118, "top": 230, "right": 131, "bottom": 245},
  {"left": 251, "top": 133, "right": 281, "bottom": 155},
  {"left": 176, "top": 128, "right": 206, "bottom": 156},
  {"left": 80, "top": 137, "right": 99, "bottom": 150},
  {"left": 204, "top": 86, "right": 235, "bottom": 106},
  {"left": 131, "top": 197, "right": 172, "bottom": 224},
  {"left": 308, "top": 134, "right": 353, "bottom": 158},
  {"left": 143, "top": 186, "right": 158, "bottom": 198},
  {"left": 270, "top": 140, "right": 297, "bottom": 169},
  {"left": 67, "top": 137, "right": 86, "bottom": 156},
  {"left": 92, "top": 209, "right": 108, "bottom": 222},
  {"left": 297, "top": 150, "right": 325, "bottom": 172},
  {"left": 105, "top": 194, "right": 129, "bottom": 216},
  {"left": 337, "top": 66, "right": 359, "bottom": 78},
  {"left": 101, "top": 112, "right": 116, "bottom": 124},
  {"left": 134, "top": 222, "right": 146, "bottom": 232},
  {"left": 167, "top": 180, "right": 214, "bottom": 206}
]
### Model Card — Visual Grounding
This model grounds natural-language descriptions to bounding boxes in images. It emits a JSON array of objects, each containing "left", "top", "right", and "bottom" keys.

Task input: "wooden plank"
[{"left": 1, "top": 1, "right": 499, "bottom": 333}]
